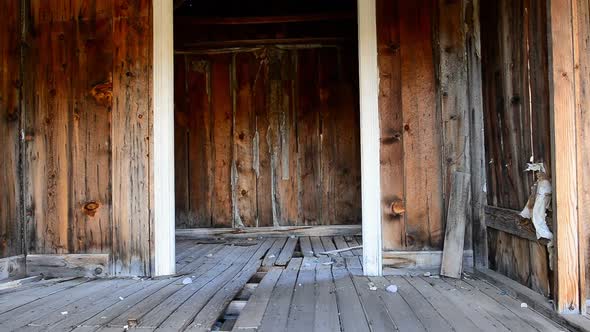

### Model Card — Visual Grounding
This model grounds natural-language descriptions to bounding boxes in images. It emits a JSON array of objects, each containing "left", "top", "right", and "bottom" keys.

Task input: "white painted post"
[
  {"left": 153, "top": 0, "right": 176, "bottom": 276},
  {"left": 357, "top": 0, "right": 382, "bottom": 276}
]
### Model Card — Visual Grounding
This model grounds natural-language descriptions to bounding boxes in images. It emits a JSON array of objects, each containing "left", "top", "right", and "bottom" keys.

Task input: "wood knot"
[
  {"left": 241, "top": 189, "right": 247, "bottom": 196},
  {"left": 90, "top": 80, "right": 113, "bottom": 108},
  {"left": 404, "top": 124, "right": 410, "bottom": 132},
  {"left": 390, "top": 199, "right": 405, "bottom": 216},
  {"left": 83, "top": 201, "right": 100, "bottom": 217}
]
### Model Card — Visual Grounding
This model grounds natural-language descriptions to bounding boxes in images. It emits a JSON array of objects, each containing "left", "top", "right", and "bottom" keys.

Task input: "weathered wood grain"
[
  {"left": 399, "top": 0, "right": 443, "bottom": 249},
  {"left": 440, "top": 172, "right": 471, "bottom": 278},
  {"left": 0, "top": 0, "right": 23, "bottom": 259},
  {"left": 377, "top": 0, "right": 405, "bottom": 250}
]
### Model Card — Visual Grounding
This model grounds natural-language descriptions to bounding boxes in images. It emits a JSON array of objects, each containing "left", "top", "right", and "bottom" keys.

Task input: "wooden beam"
[
  {"left": 174, "top": 12, "right": 355, "bottom": 25},
  {"left": 358, "top": 0, "right": 382, "bottom": 276},
  {"left": 484, "top": 205, "right": 541, "bottom": 242},
  {"left": 177, "top": 38, "right": 351, "bottom": 51},
  {"left": 176, "top": 225, "right": 362, "bottom": 239},
  {"left": 26, "top": 254, "right": 109, "bottom": 278},
  {"left": 548, "top": 0, "right": 584, "bottom": 314},
  {"left": 383, "top": 250, "right": 473, "bottom": 273},
  {"left": 153, "top": 0, "right": 176, "bottom": 276}
]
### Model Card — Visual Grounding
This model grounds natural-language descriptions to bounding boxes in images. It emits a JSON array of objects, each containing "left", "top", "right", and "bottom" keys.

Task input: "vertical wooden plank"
[
  {"left": 0, "top": 0, "right": 23, "bottom": 258},
  {"left": 185, "top": 56, "right": 213, "bottom": 228},
  {"left": 233, "top": 52, "right": 258, "bottom": 227},
  {"left": 377, "top": 0, "right": 405, "bottom": 250},
  {"left": 437, "top": 0, "right": 472, "bottom": 252},
  {"left": 254, "top": 50, "right": 272, "bottom": 227},
  {"left": 111, "top": 0, "right": 152, "bottom": 275},
  {"left": 277, "top": 50, "right": 298, "bottom": 226},
  {"left": 152, "top": 0, "right": 176, "bottom": 276},
  {"left": 296, "top": 49, "right": 320, "bottom": 226},
  {"left": 210, "top": 54, "right": 233, "bottom": 228},
  {"left": 318, "top": 48, "right": 337, "bottom": 226},
  {"left": 332, "top": 48, "right": 362, "bottom": 225},
  {"left": 358, "top": 0, "right": 383, "bottom": 276},
  {"left": 399, "top": 0, "right": 444, "bottom": 249},
  {"left": 71, "top": 5, "right": 113, "bottom": 253},
  {"left": 572, "top": 0, "right": 590, "bottom": 312},
  {"left": 465, "top": 0, "right": 489, "bottom": 269},
  {"left": 548, "top": 0, "right": 582, "bottom": 314},
  {"left": 174, "top": 54, "right": 190, "bottom": 226},
  {"left": 28, "top": 0, "right": 73, "bottom": 254}
]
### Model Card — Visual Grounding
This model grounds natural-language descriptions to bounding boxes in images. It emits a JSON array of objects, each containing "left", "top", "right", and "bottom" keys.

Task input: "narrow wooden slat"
[
  {"left": 0, "top": 278, "right": 88, "bottom": 314},
  {"left": 369, "top": 277, "right": 426, "bottom": 332},
  {"left": 299, "top": 237, "right": 314, "bottom": 257},
  {"left": 425, "top": 276, "right": 509, "bottom": 332},
  {"left": 386, "top": 276, "right": 453, "bottom": 331},
  {"left": 285, "top": 257, "right": 316, "bottom": 331},
  {"left": 0, "top": 279, "right": 118, "bottom": 330},
  {"left": 440, "top": 172, "right": 471, "bottom": 278},
  {"left": 314, "top": 264, "right": 340, "bottom": 332},
  {"left": 310, "top": 237, "right": 324, "bottom": 256},
  {"left": 320, "top": 237, "right": 337, "bottom": 254},
  {"left": 275, "top": 237, "right": 297, "bottom": 266},
  {"left": 332, "top": 268, "right": 370, "bottom": 331},
  {"left": 333, "top": 236, "right": 354, "bottom": 257},
  {"left": 462, "top": 277, "right": 563, "bottom": 332},
  {"left": 407, "top": 276, "right": 480, "bottom": 331},
  {"left": 352, "top": 276, "right": 397, "bottom": 332},
  {"left": 262, "top": 238, "right": 286, "bottom": 267},
  {"left": 232, "top": 268, "right": 282, "bottom": 331},
  {"left": 258, "top": 258, "right": 302, "bottom": 331}
]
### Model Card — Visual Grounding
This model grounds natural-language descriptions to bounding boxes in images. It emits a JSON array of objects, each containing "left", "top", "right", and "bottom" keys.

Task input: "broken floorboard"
[{"left": 0, "top": 236, "right": 571, "bottom": 331}]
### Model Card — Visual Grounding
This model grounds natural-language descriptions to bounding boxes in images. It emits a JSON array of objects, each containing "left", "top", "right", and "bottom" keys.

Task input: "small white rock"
[
  {"left": 268, "top": 254, "right": 275, "bottom": 258},
  {"left": 423, "top": 272, "right": 431, "bottom": 277},
  {"left": 119, "top": 296, "right": 125, "bottom": 301},
  {"left": 368, "top": 282, "right": 377, "bottom": 291},
  {"left": 206, "top": 253, "right": 213, "bottom": 257},
  {"left": 182, "top": 277, "right": 193, "bottom": 285},
  {"left": 386, "top": 285, "right": 398, "bottom": 293},
  {"left": 520, "top": 303, "right": 528, "bottom": 308},
  {"left": 61, "top": 311, "right": 68, "bottom": 315}
]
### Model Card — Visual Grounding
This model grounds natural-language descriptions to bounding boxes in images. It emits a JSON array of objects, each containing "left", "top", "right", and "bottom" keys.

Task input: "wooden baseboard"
[
  {"left": 383, "top": 250, "right": 474, "bottom": 273},
  {"left": 475, "top": 268, "right": 590, "bottom": 332},
  {"left": 0, "top": 255, "right": 26, "bottom": 281},
  {"left": 176, "top": 225, "right": 362, "bottom": 239},
  {"left": 26, "top": 254, "right": 109, "bottom": 278}
]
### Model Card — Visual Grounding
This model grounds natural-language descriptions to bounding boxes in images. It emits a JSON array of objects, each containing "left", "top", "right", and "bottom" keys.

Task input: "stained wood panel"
[
  {"left": 0, "top": 0, "right": 23, "bottom": 258},
  {"left": 174, "top": 46, "right": 361, "bottom": 228},
  {"left": 399, "top": 0, "right": 443, "bottom": 250},
  {"left": 481, "top": 0, "right": 551, "bottom": 297},
  {"left": 20, "top": 0, "right": 154, "bottom": 275}
]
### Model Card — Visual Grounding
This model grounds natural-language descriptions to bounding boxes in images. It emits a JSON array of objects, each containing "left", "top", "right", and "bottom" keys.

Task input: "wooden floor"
[{"left": 0, "top": 236, "right": 567, "bottom": 331}]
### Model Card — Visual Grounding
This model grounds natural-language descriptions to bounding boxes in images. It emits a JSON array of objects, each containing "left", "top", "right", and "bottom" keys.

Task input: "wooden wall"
[
  {"left": 174, "top": 46, "right": 362, "bottom": 228},
  {"left": 19, "top": 0, "right": 153, "bottom": 276},
  {"left": 0, "top": 0, "right": 23, "bottom": 259},
  {"left": 480, "top": 0, "right": 552, "bottom": 296}
]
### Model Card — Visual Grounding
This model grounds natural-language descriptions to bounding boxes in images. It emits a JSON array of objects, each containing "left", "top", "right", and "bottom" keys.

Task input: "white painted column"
[
  {"left": 357, "top": 0, "right": 382, "bottom": 276},
  {"left": 152, "top": 0, "right": 176, "bottom": 276}
]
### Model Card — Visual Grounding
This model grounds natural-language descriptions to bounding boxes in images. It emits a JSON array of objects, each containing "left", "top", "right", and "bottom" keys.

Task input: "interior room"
[{"left": 1, "top": 0, "right": 590, "bottom": 330}]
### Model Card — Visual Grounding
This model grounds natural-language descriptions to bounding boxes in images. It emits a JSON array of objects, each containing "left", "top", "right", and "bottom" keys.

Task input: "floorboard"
[{"left": 0, "top": 235, "right": 570, "bottom": 332}]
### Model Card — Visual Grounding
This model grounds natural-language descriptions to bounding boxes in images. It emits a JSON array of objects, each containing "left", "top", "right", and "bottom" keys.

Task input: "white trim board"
[
  {"left": 357, "top": 0, "right": 383, "bottom": 276},
  {"left": 152, "top": 0, "right": 176, "bottom": 276}
]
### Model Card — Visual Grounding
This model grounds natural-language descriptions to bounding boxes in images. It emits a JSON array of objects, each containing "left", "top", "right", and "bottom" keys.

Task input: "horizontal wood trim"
[
  {"left": 176, "top": 226, "right": 362, "bottom": 239},
  {"left": 177, "top": 37, "right": 351, "bottom": 51},
  {"left": 383, "top": 250, "right": 473, "bottom": 271},
  {"left": 174, "top": 12, "right": 355, "bottom": 25},
  {"left": 0, "top": 255, "right": 26, "bottom": 281},
  {"left": 484, "top": 205, "right": 550, "bottom": 242},
  {"left": 26, "top": 254, "right": 109, "bottom": 278}
]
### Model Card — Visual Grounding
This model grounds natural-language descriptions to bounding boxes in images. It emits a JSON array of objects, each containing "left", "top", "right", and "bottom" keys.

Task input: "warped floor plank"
[{"left": 0, "top": 236, "right": 571, "bottom": 332}]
